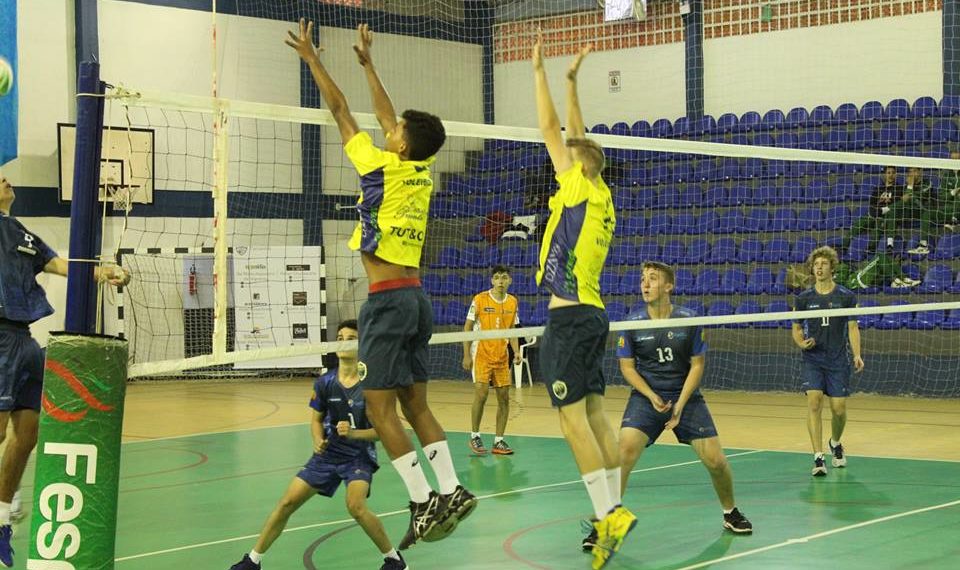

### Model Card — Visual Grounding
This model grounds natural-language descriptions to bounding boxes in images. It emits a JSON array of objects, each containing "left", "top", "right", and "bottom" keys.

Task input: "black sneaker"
[
  {"left": 812, "top": 455, "right": 827, "bottom": 477},
  {"left": 581, "top": 518, "right": 599, "bottom": 552},
  {"left": 469, "top": 435, "right": 487, "bottom": 455},
  {"left": 723, "top": 508, "right": 753, "bottom": 534},
  {"left": 398, "top": 491, "right": 448, "bottom": 550},
  {"left": 228, "top": 554, "right": 261, "bottom": 570},
  {"left": 421, "top": 485, "right": 478, "bottom": 543},
  {"left": 829, "top": 441, "right": 847, "bottom": 468},
  {"left": 380, "top": 552, "right": 408, "bottom": 570},
  {"left": 491, "top": 439, "right": 514, "bottom": 455}
]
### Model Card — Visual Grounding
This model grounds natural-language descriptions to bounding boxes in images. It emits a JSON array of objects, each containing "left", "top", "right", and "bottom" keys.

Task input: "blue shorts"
[
  {"left": 620, "top": 391, "right": 718, "bottom": 445},
  {"left": 540, "top": 305, "right": 609, "bottom": 407},
  {"left": 800, "top": 360, "right": 851, "bottom": 398},
  {"left": 358, "top": 286, "right": 432, "bottom": 390},
  {"left": 297, "top": 454, "right": 378, "bottom": 497},
  {"left": 0, "top": 323, "right": 44, "bottom": 412}
]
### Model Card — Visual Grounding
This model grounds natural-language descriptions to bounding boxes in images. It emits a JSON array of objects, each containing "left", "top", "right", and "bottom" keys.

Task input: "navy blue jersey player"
[
  {"left": 0, "top": 171, "right": 128, "bottom": 568},
  {"left": 792, "top": 246, "right": 864, "bottom": 477},
  {"left": 583, "top": 262, "right": 752, "bottom": 550},
  {"left": 229, "top": 321, "right": 407, "bottom": 570}
]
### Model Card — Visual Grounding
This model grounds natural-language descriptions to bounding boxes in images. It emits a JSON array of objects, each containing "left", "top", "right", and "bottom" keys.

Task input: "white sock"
[
  {"left": 471, "top": 432, "right": 480, "bottom": 439},
  {"left": 494, "top": 436, "right": 504, "bottom": 444},
  {"left": 383, "top": 548, "right": 400, "bottom": 561},
  {"left": 605, "top": 468, "right": 622, "bottom": 507},
  {"left": 814, "top": 452, "right": 824, "bottom": 459},
  {"left": 423, "top": 440, "right": 460, "bottom": 495},
  {"left": 392, "top": 451, "right": 433, "bottom": 503},
  {"left": 919, "top": 241, "right": 928, "bottom": 247},
  {"left": 0, "top": 501, "right": 9, "bottom": 526},
  {"left": 249, "top": 550, "right": 263, "bottom": 564},
  {"left": 582, "top": 469, "right": 612, "bottom": 520},
  {"left": 830, "top": 439, "right": 840, "bottom": 448},
  {"left": 886, "top": 237, "right": 894, "bottom": 247},
  {"left": 723, "top": 507, "right": 734, "bottom": 515}
]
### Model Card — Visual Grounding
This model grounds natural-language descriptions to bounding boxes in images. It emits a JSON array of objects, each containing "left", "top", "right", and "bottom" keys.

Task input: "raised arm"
[
  {"left": 532, "top": 31, "right": 572, "bottom": 174},
  {"left": 565, "top": 44, "right": 593, "bottom": 139},
  {"left": 353, "top": 24, "right": 398, "bottom": 134},
  {"left": 286, "top": 18, "right": 360, "bottom": 143}
]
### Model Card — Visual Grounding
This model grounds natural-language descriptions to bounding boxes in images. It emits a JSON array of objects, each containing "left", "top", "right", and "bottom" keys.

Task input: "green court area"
[{"left": 14, "top": 427, "right": 960, "bottom": 569}]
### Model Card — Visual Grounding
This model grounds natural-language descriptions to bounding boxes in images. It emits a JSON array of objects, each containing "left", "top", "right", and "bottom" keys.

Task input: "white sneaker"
[
  {"left": 9, "top": 491, "right": 22, "bottom": 522},
  {"left": 890, "top": 278, "right": 910, "bottom": 288},
  {"left": 905, "top": 277, "right": 922, "bottom": 286},
  {"left": 907, "top": 244, "right": 930, "bottom": 255},
  {"left": 945, "top": 224, "right": 957, "bottom": 232}
]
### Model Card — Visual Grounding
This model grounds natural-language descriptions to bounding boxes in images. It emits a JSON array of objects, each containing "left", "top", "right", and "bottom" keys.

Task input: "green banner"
[{"left": 27, "top": 333, "right": 128, "bottom": 570}]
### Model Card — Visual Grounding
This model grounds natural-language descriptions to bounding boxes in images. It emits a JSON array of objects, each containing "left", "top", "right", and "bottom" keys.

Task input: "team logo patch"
[
  {"left": 617, "top": 337, "right": 625, "bottom": 349},
  {"left": 357, "top": 361, "right": 368, "bottom": 381},
  {"left": 667, "top": 331, "right": 674, "bottom": 339},
  {"left": 551, "top": 380, "right": 568, "bottom": 400}
]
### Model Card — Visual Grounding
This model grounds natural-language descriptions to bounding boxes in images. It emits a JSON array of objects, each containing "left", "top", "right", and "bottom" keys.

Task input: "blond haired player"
[{"left": 461, "top": 265, "right": 522, "bottom": 455}]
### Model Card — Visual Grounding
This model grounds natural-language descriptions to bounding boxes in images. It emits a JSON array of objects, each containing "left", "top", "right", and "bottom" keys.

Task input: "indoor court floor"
[{"left": 9, "top": 381, "right": 960, "bottom": 569}]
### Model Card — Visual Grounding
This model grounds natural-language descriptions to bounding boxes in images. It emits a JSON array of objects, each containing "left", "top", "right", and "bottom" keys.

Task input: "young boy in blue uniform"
[{"left": 230, "top": 320, "right": 406, "bottom": 570}]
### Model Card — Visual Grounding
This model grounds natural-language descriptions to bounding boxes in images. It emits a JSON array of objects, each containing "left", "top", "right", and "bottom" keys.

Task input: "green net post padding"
[{"left": 28, "top": 333, "right": 128, "bottom": 570}]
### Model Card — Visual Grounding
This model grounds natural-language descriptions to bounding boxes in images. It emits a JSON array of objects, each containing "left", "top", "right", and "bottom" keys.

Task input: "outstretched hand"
[
  {"left": 353, "top": 23, "right": 374, "bottom": 67},
  {"left": 532, "top": 29, "right": 544, "bottom": 69},
  {"left": 285, "top": 18, "right": 322, "bottom": 62},
  {"left": 567, "top": 44, "right": 593, "bottom": 80}
]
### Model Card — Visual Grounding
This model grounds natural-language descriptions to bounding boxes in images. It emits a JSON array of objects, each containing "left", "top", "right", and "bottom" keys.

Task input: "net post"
[
  {"left": 212, "top": 102, "right": 230, "bottom": 357},
  {"left": 65, "top": 61, "right": 105, "bottom": 334},
  {"left": 27, "top": 333, "right": 128, "bottom": 568}
]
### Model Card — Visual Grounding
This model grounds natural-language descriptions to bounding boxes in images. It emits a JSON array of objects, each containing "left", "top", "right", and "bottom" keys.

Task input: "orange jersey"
[{"left": 466, "top": 291, "right": 519, "bottom": 367}]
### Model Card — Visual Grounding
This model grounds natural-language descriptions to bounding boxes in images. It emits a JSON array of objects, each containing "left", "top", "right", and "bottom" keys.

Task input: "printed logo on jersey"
[
  {"left": 617, "top": 336, "right": 625, "bottom": 349},
  {"left": 551, "top": 380, "right": 568, "bottom": 400},
  {"left": 357, "top": 361, "right": 368, "bottom": 381},
  {"left": 667, "top": 331, "right": 674, "bottom": 339}
]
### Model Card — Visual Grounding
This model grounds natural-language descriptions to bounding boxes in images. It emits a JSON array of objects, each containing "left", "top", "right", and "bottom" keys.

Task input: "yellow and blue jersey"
[
  {"left": 344, "top": 132, "right": 435, "bottom": 268},
  {"left": 536, "top": 162, "right": 615, "bottom": 309},
  {"left": 617, "top": 305, "right": 707, "bottom": 394}
]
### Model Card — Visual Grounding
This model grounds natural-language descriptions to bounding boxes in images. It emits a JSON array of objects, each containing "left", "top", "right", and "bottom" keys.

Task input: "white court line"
[
  {"left": 113, "top": 450, "right": 761, "bottom": 562},
  {"left": 675, "top": 498, "right": 960, "bottom": 570}
]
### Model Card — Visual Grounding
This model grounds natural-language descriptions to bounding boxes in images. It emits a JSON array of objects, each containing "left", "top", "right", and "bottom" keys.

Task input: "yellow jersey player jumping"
[{"left": 531, "top": 31, "right": 635, "bottom": 570}]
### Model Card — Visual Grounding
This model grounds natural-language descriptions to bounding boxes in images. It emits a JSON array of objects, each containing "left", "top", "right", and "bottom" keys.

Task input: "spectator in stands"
[
  {"left": 908, "top": 155, "right": 960, "bottom": 255},
  {"left": 844, "top": 165, "right": 901, "bottom": 254},
  {"left": 787, "top": 252, "right": 921, "bottom": 290}
]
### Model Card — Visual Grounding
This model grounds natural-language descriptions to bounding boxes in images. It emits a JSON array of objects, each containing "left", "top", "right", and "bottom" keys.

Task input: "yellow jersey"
[
  {"left": 466, "top": 291, "right": 520, "bottom": 367},
  {"left": 345, "top": 132, "right": 436, "bottom": 268},
  {"left": 536, "top": 162, "right": 615, "bottom": 309}
]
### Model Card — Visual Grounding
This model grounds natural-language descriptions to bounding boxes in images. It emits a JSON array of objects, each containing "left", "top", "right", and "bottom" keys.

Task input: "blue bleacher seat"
[
  {"left": 931, "top": 119, "right": 960, "bottom": 143},
  {"left": 674, "top": 268, "right": 695, "bottom": 295},
  {"left": 672, "top": 163, "right": 694, "bottom": 184},
  {"left": 600, "top": 272, "right": 619, "bottom": 295},
  {"left": 842, "top": 235, "right": 870, "bottom": 262},
  {"left": 774, "top": 132, "right": 799, "bottom": 148},
  {"left": 707, "top": 238, "right": 737, "bottom": 264},
  {"left": 422, "top": 274, "right": 442, "bottom": 295},
  {"left": 631, "top": 120, "right": 652, "bottom": 137},
  {"left": 673, "top": 212, "right": 696, "bottom": 235},
  {"left": 823, "top": 127, "right": 847, "bottom": 151},
  {"left": 736, "top": 111, "right": 762, "bottom": 133},
  {"left": 681, "top": 299, "right": 706, "bottom": 316},
  {"left": 824, "top": 206, "right": 851, "bottom": 230},
  {"left": 835, "top": 179, "right": 857, "bottom": 201},
  {"left": 903, "top": 120, "right": 928, "bottom": 145},
  {"left": 726, "top": 185, "right": 751, "bottom": 206},
  {"left": 918, "top": 265, "right": 954, "bottom": 293},
  {"left": 606, "top": 301, "right": 628, "bottom": 322},
  {"left": 852, "top": 300, "right": 878, "bottom": 329},
  {"left": 433, "top": 246, "right": 461, "bottom": 268},
  {"left": 620, "top": 269, "right": 642, "bottom": 295},
  {"left": 940, "top": 309, "right": 960, "bottom": 329},
  {"left": 950, "top": 272, "right": 960, "bottom": 294},
  {"left": 761, "top": 109, "right": 785, "bottom": 131},
  {"left": 804, "top": 179, "right": 830, "bottom": 202},
  {"left": 444, "top": 300, "right": 468, "bottom": 325},
  {"left": 695, "top": 212, "right": 718, "bottom": 234},
  {"left": 463, "top": 273, "right": 487, "bottom": 293},
  {"left": 682, "top": 239, "right": 711, "bottom": 264},
  {"left": 798, "top": 130, "right": 823, "bottom": 150},
  {"left": 678, "top": 187, "right": 703, "bottom": 208},
  {"left": 740, "top": 160, "right": 764, "bottom": 181},
  {"left": 859, "top": 100, "right": 883, "bottom": 122},
  {"left": 849, "top": 126, "right": 874, "bottom": 149},
  {"left": 660, "top": 239, "right": 685, "bottom": 264},
  {"left": 708, "top": 301, "right": 736, "bottom": 321},
  {"left": 658, "top": 185, "right": 682, "bottom": 208},
  {"left": 691, "top": 115, "right": 717, "bottom": 137},
  {"left": 531, "top": 300, "right": 549, "bottom": 326},
  {"left": 590, "top": 123, "right": 611, "bottom": 135},
  {"left": 755, "top": 184, "right": 778, "bottom": 204},
  {"left": 716, "top": 113, "right": 739, "bottom": 133},
  {"left": 939, "top": 95, "right": 960, "bottom": 117},
  {"left": 652, "top": 118, "right": 673, "bottom": 138},
  {"left": 785, "top": 107, "right": 809, "bottom": 129},
  {"left": 716, "top": 211, "right": 745, "bottom": 234},
  {"left": 790, "top": 237, "right": 817, "bottom": 262},
  {"left": 912, "top": 96, "right": 938, "bottom": 118},
  {"left": 874, "top": 301, "right": 911, "bottom": 330},
  {"left": 884, "top": 98, "right": 910, "bottom": 120},
  {"left": 796, "top": 208, "right": 823, "bottom": 231},
  {"left": 673, "top": 117, "right": 691, "bottom": 137},
  {"left": 718, "top": 269, "right": 749, "bottom": 295},
  {"left": 931, "top": 234, "right": 960, "bottom": 260},
  {"left": 809, "top": 105, "right": 834, "bottom": 126},
  {"left": 648, "top": 213, "right": 673, "bottom": 235},
  {"left": 512, "top": 273, "right": 537, "bottom": 296},
  {"left": 745, "top": 267, "right": 774, "bottom": 294},
  {"left": 719, "top": 158, "right": 741, "bottom": 181},
  {"left": 611, "top": 121, "right": 631, "bottom": 136},
  {"left": 649, "top": 163, "right": 672, "bottom": 185},
  {"left": 636, "top": 241, "right": 660, "bottom": 263},
  {"left": 779, "top": 181, "right": 803, "bottom": 204},
  {"left": 702, "top": 185, "right": 726, "bottom": 207},
  {"left": 833, "top": 103, "right": 859, "bottom": 125},
  {"left": 872, "top": 124, "right": 901, "bottom": 147},
  {"left": 459, "top": 246, "right": 483, "bottom": 268},
  {"left": 431, "top": 299, "right": 446, "bottom": 324},
  {"left": 619, "top": 216, "right": 646, "bottom": 237},
  {"left": 743, "top": 209, "right": 769, "bottom": 233},
  {"left": 692, "top": 269, "right": 722, "bottom": 295},
  {"left": 909, "top": 309, "right": 945, "bottom": 330},
  {"left": 517, "top": 301, "right": 533, "bottom": 324},
  {"left": 761, "top": 237, "right": 792, "bottom": 263},
  {"left": 737, "top": 238, "right": 764, "bottom": 262},
  {"left": 753, "top": 133, "right": 775, "bottom": 148},
  {"left": 733, "top": 300, "right": 762, "bottom": 329}
]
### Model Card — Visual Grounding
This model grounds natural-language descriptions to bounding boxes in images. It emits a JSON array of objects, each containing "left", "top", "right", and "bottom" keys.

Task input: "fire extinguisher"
[{"left": 188, "top": 263, "right": 198, "bottom": 296}]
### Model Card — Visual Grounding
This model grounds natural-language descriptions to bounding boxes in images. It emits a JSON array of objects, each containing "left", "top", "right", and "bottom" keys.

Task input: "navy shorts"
[
  {"left": 358, "top": 286, "right": 432, "bottom": 390},
  {"left": 620, "top": 391, "right": 718, "bottom": 445},
  {"left": 297, "top": 454, "right": 379, "bottom": 497},
  {"left": 801, "top": 360, "right": 851, "bottom": 398},
  {"left": 0, "top": 323, "right": 44, "bottom": 412},
  {"left": 540, "top": 305, "right": 609, "bottom": 407}
]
